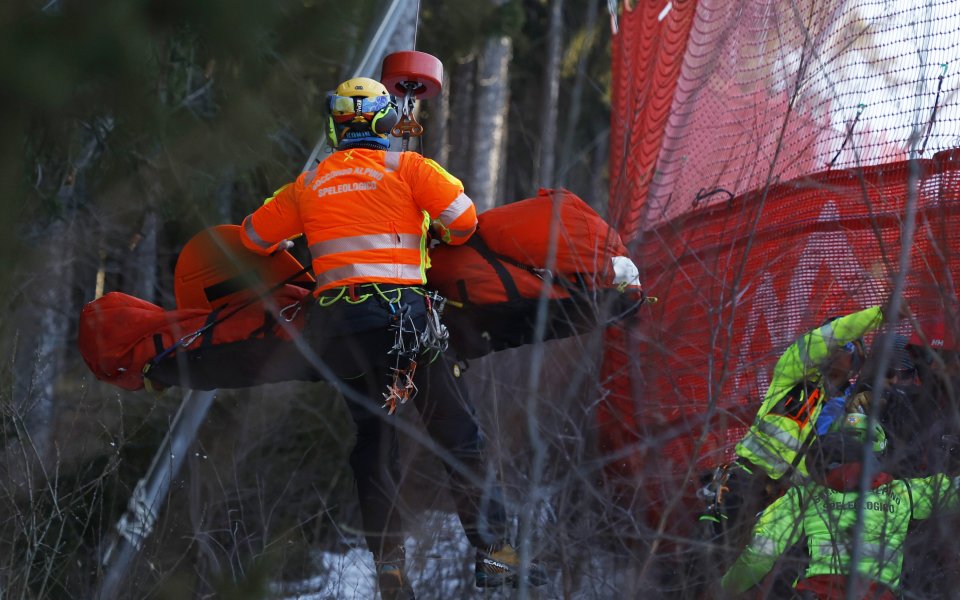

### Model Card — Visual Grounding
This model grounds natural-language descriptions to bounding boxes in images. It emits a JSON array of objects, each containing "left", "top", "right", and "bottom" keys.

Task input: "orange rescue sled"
[{"left": 78, "top": 191, "right": 643, "bottom": 390}]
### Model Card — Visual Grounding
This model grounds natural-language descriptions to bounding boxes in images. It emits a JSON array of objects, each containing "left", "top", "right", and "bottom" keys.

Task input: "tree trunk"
[
  {"left": 124, "top": 209, "right": 158, "bottom": 303},
  {"left": 589, "top": 128, "right": 610, "bottom": 215},
  {"left": 447, "top": 58, "right": 477, "bottom": 183},
  {"left": 538, "top": 0, "right": 564, "bottom": 189},
  {"left": 496, "top": 94, "right": 511, "bottom": 206},
  {"left": 215, "top": 165, "right": 237, "bottom": 223},
  {"left": 559, "top": 0, "right": 600, "bottom": 185},
  {"left": 11, "top": 222, "right": 72, "bottom": 472},
  {"left": 468, "top": 35, "right": 512, "bottom": 212},
  {"left": 425, "top": 68, "right": 451, "bottom": 165},
  {"left": 6, "top": 117, "right": 111, "bottom": 486}
]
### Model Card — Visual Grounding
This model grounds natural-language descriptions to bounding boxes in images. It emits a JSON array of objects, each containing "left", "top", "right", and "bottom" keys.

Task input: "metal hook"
[
  {"left": 279, "top": 302, "right": 302, "bottom": 322},
  {"left": 391, "top": 81, "right": 425, "bottom": 140}
]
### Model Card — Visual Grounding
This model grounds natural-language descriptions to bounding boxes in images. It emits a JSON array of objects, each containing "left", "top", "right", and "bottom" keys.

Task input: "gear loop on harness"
[
  {"left": 382, "top": 293, "right": 422, "bottom": 414},
  {"left": 378, "top": 288, "right": 452, "bottom": 414},
  {"left": 420, "top": 290, "right": 450, "bottom": 353},
  {"left": 312, "top": 283, "right": 454, "bottom": 414},
  {"left": 698, "top": 462, "right": 733, "bottom": 510}
]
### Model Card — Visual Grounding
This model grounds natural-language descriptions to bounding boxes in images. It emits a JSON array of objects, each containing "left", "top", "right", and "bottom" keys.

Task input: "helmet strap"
[{"left": 338, "top": 140, "right": 389, "bottom": 151}]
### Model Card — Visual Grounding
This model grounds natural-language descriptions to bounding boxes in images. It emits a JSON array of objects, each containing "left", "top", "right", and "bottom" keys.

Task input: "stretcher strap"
[
  {"left": 147, "top": 265, "right": 312, "bottom": 366},
  {"left": 465, "top": 235, "right": 596, "bottom": 302}
]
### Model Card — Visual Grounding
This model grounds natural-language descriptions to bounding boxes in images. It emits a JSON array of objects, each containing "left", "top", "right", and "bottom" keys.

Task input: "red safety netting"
[{"left": 602, "top": 0, "right": 960, "bottom": 490}]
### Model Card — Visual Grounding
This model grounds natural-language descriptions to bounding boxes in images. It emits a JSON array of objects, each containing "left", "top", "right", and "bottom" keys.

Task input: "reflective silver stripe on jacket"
[
  {"left": 384, "top": 151, "right": 401, "bottom": 172},
  {"left": 447, "top": 225, "right": 477, "bottom": 238},
  {"left": 738, "top": 434, "right": 790, "bottom": 478},
  {"left": 815, "top": 542, "right": 841, "bottom": 558},
  {"left": 815, "top": 542, "right": 901, "bottom": 566},
  {"left": 242, "top": 215, "right": 273, "bottom": 250},
  {"left": 819, "top": 321, "right": 838, "bottom": 349},
  {"left": 309, "top": 233, "right": 422, "bottom": 258},
  {"left": 861, "top": 542, "right": 902, "bottom": 566},
  {"left": 438, "top": 192, "right": 473, "bottom": 226},
  {"left": 315, "top": 262, "right": 424, "bottom": 287},
  {"left": 751, "top": 535, "right": 778, "bottom": 556},
  {"left": 755, "top": 419, "right": 804, "bottom": 452}
]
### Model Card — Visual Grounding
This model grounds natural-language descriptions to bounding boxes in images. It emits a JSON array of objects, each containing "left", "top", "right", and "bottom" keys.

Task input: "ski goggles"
[
  {"left": 840, "top": 338, "right": 867, "bottom": 355},
  {"left": 328, "top": 94, "right": 392, "bottom": 123},
  {"left": 839, "top": 339, "right": 865, "bottom": 371},
  {"left": 885, "top": 366, "right": 917, "bottom": 383}
]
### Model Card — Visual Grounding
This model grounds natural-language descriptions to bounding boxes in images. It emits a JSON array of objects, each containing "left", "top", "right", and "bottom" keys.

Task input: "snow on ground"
[
  {"left": 273, "top": 509, "right": 644, "bottom": 599},
  {"left": 275, "top": 545, "right": 376, "bottom": 600},
  {"left": 275, "top": 511, "right": 525, "bottom": 599}
]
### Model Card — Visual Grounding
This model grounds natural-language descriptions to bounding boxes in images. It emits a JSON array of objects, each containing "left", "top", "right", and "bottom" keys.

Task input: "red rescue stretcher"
[{"left": 78, "top": 190, "right": 645, "bottom": 391}]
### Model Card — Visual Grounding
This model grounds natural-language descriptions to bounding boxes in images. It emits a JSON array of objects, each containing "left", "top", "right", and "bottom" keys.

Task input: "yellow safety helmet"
[{"left": 325, "top": 77, "right": 398, "bottom": 149}]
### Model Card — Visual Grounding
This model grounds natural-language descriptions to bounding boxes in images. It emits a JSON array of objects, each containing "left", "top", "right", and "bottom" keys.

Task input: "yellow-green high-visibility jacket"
[
  {"left": 721, "top": 470, "right": 960, "bottom": 595},
  {"left": 735, "top": 306, "right": 884, "bottom": 480}
]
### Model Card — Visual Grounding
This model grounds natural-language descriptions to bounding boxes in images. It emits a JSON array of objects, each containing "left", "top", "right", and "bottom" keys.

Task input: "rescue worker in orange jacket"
[{"left": 239, "top": 77, "right": 544, "bottom": 599}]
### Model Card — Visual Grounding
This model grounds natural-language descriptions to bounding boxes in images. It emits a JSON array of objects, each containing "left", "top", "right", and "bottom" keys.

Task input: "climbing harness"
[
  {"left": 331, "top": 284, "right": 451, "bottom": 414},
  {"left": 306, "top": 271, "right": 454, "bottom": 415},
  {"left": 383, "top": 297, "right": 422, "bottom": 414},
  {"left": 380, "top": 289, "right": 454, "bottom": 414},
  {"left": 698, "top": 462, "right": 733, "bottom": 522}
]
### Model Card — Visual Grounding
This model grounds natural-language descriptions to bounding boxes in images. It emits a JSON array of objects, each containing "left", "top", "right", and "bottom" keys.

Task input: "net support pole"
[{"left": 96, "top": 390, "right": 217, "bottom": 600}]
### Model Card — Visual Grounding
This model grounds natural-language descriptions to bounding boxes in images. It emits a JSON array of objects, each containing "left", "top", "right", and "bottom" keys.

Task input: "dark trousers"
[
  {"left": 720, "top": 461, "right": 779, "bottom": 546},
  {"left": 414, "top": 353, "right": 508, "bottom": 549},
  {"left": 304, "top": 287, "right": 507, "bottom": 557},
  {"left": 701, "top": 459, "right": 784, "bottom": 575}
]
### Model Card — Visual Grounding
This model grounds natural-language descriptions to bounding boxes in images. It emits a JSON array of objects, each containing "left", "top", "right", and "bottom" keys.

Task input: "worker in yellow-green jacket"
[
  {"left": 701, "top": 306, "right": 886, "bottom": 552},
  {"left": 737, "top": 306, "right": 885, "bottom": 479},
  {"left": 721, "top": 413, "right": 960, "bottom": 599}
]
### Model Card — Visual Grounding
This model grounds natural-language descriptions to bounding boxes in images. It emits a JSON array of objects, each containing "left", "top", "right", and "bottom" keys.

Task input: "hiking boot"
[
  {"left": 375, "top": 548, "right": 416, "bottom": 600},
  {"left": 475, "top": 542, "right": 548, "bottom": 588}
]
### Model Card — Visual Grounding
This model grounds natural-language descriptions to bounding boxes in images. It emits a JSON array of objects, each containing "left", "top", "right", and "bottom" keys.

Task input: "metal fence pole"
[{"left": 97, "top": 390, "right": 216, "bottom": 599}]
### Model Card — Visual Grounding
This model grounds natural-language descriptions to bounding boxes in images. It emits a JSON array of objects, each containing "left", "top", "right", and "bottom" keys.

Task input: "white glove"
[{"left": 273, "top": 239, "right": 295, "bottom": 253}]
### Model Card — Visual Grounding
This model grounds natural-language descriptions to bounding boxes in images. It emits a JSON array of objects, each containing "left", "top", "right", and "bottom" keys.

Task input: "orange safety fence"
[{"left": 603, "top": 0, "right": 960, "bottom": 494}]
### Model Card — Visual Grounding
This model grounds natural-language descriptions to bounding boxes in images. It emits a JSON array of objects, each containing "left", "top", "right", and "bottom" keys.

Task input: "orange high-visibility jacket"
[{"left": 240, "top": 148, "right": 477, "bottom": 292}]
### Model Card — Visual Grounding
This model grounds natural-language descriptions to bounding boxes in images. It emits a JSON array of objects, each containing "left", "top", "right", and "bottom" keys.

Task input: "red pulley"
[{"left": 381, "top": 51, "right": 443, "bottom": 99}]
